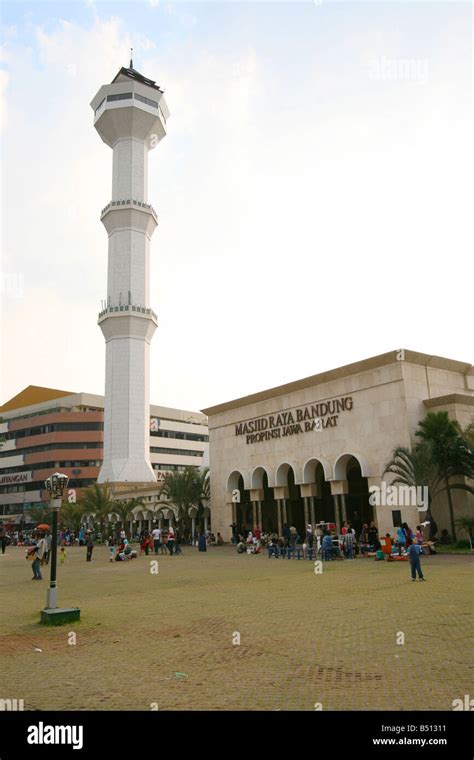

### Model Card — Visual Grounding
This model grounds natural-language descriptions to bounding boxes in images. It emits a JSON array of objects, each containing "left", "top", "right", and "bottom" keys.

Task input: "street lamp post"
[
  {"left": 41, "top": 472, "right": 80, "bottom": 625},
  {"left": 44, "top": 472, "right": 68, "bottom": 610}
]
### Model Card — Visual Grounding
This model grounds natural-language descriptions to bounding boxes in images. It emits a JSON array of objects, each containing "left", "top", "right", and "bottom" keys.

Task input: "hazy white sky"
[{"left": 1, "top": 1, "right": 472, "bottom": 412}]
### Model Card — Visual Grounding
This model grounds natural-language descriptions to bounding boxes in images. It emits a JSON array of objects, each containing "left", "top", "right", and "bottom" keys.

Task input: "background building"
[{"left": 0, "top": 385, "right": 208, "bottom": 526}]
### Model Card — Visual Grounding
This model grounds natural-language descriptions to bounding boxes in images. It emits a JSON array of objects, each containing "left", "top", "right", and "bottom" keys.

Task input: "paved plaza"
[{"left": 0, "top": 546, "right": 472, "bottom": 711}]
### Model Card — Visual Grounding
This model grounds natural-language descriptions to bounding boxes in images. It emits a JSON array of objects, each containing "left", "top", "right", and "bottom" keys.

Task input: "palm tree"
[
  {"left": 111, "top": 497, "right": 145, "bottom": 531},
  {"left": 160, "top": 466, "right": 209, "bottom": 527},
  {"left": 462, "top": 422, "right": 474, "bottom": 452},
  {"left": 59, "top": 501, "right": 84, "bottom": 533},
  {"left": 383, "top": 443, "right": 443, "bottom": 538},
  {"left": 455, "top": 516, "right": 474, "bottom": 551},
  {"left": 78, "top": 483, "right": 115, "bottom": 536},
  {"left": 415, "top": 412, "right": 474, "bottom": 541},
  {"left": 27, "top": 503, "right": 54, "bottom": 526},
  {"left": 193, "top": 466, "right": 210, "bottom": 528}
]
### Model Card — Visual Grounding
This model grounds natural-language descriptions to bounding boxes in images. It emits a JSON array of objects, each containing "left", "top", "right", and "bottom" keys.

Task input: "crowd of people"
[
  {"left": 231, "top": 519, "right": 435, "bottom": 567},
  {"left": 2, "top": 515, "right": 436, "bottom": 583}
]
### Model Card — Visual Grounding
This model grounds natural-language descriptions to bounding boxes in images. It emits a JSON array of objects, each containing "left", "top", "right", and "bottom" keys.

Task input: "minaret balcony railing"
[
  {"left": 101, "top": 199, "right": 158, "bottom": 222},
  {"left": 98, "top": 305, "right": 158, "bottom": 320}
]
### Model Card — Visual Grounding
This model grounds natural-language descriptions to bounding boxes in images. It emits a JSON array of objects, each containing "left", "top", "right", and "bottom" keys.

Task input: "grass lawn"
[
  {"left": 435, "top": 544, "right": 473, "bottom": 555},
  {"left": 0, "top": 545, "right": 472, "bottom": 711}
]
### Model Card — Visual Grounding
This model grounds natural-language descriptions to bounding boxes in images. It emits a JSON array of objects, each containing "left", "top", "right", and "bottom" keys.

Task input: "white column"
[{"left": 304, "top": 497, "right": 309, "bottom": 528}]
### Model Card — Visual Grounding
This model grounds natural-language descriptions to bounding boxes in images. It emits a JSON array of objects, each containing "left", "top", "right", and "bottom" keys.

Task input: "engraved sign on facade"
[{"left": 235, "top": 396, "right": 353, "bottom": 444}]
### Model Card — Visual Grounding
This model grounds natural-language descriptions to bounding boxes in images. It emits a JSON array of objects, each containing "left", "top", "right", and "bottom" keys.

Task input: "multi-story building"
[{"left": 0, "top": 385, "right": 208, "bottom": 525}]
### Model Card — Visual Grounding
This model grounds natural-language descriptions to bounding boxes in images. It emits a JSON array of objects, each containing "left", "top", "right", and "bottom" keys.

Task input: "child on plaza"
[
  {"left": 59, "top": 547, "right": 67, "bottom": 565},
  {"left": 407, "top": 538, "right": 425, "bottom": 581}
]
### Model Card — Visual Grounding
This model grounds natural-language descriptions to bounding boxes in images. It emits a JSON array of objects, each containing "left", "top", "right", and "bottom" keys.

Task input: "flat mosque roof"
[{"left": 201, "top": 349, "right": 474, "bottom": 416}]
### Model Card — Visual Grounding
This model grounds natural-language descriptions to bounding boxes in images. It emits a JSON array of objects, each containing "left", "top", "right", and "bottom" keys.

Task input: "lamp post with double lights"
[{"left": 41, "top": 472, "right": 80, "bottom": 625}]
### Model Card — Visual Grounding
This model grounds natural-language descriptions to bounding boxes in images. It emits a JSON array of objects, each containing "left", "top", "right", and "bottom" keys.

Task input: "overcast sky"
[{"left": 1, "top": 1, "right": 472, "bottom": 412}]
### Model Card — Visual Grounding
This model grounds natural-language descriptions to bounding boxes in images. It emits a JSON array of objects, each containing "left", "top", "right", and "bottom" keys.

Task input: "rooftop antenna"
[{"left": 129, "top": 47, "right": 133, "bottom": 68}]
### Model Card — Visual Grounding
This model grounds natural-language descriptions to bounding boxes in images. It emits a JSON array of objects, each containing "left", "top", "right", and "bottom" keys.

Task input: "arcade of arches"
[{"left": 228, "top": 456, "right": 372, "bottom": 536}]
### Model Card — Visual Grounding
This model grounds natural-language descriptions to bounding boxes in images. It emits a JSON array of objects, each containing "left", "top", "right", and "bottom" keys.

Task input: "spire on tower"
[{"left": 129, "top": 47, "right": 133, "bottom": 69}]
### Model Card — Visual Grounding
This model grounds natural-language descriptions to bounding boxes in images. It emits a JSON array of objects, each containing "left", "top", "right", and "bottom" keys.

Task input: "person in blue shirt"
[
  {"left": 322, "top": 532, "right": 333, "bottom": 561},
  {"left": 407, "top": 538, "right": 425, "bottom": 581}
]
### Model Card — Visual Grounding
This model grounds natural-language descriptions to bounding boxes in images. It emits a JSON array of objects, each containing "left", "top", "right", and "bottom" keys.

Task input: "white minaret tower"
[{"left": 90, "top": 57, "right": 170, "bottom": 484}]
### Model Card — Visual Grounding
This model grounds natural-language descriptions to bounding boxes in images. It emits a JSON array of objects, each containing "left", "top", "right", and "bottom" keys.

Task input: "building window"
[
  {"left": 135, "top": 93, "right": 158, "bottom": 109},
  {"left": 107, "top": 93, "right": 133, "bottom": 102},
  {"left": 150, "top": 430, "right": 208, "bottom": 442},
  {"left": 0, "top": 442, "right": 103, "bottom": 458},
  {"left": 3, "top": 421, "right": 103, "bottom": 441},
  {"left": 392, "top": 510, "right": 402, "bottom": 528},
  {"left": 149, "top": 447, "right": 203, "bottom": 457}
]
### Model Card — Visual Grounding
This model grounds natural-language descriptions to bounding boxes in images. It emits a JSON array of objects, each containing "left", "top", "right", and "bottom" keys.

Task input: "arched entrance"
[
  {"left": 236, "top": 475, "right": 251, "bottom": 533},
  {"left": 251, "top": 466, "right": 276, "bottom": 532},
  {"left": 315, "top": 466, "right": 335, "bottom": 524},
  {"left": 287, "top": 467, "right": 305, "bottom": 538},
  {"left": 346, "top": 458, "right": 371, "bottom": 533},
  {"left": 303, "top": 458, "right": 335, "bottom": 525},
  {"left": 275, "top": 463, "right": 305, "bottom": 539},
  {"left": 260, "top": 471, "right": 276, "bottom": 532}
]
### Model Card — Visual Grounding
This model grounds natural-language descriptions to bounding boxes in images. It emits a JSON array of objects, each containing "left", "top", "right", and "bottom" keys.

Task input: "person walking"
[
  {"left": 402, "top": 522, "right": 413, "bottom": 547},
  {"left": 86, "top": 531, "right": 94, "bottom": 562},
  {"left": 407, "top": 538, "right": 425, "bottom": 581},
  {"left": 0, "top": 527, "right": 7, "bottom": 555},
  {"left": 415, "top": 525, "right": 424, "bottom": 544},
  {"left": 396, "top": 525, "right": 407, "bottom": 556},
  {"left": 152, "top": 525, "right": 161, "bottom": 555},
  {"left": 343, "top": 530, "right": 356, "bottom": 559},
  {"left": 32, "top": 533, "right": 47, "bottom": 579},
  {"left": 140, "top": 531, "right": 150, "bottom": 556},
  {"left": 44, "top": 531, "right": 52, "bottom": 565},
  {"left": 322, "top": 532, "right": 333, "bottom": 561},
  {"left": 167, "top": 525, "right": 175, "bottom": 555}
]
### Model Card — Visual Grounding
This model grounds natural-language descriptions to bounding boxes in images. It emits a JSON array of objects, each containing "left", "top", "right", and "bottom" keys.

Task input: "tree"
[
  {"left": 160, "top": 466, "right": 209, "bottom": 526},
  {"left": 111, "top": 497, "right": 145, "bottom": 530},
  {"left": 462, "top": 422, "right": 474, "bottom": 452},
  {"left": 383, "top": 443, "right": 443, "bottom": 539},
  {"left": 59, "top": 502, "right": 84, "bottom": 533},
  {"left": 455, "top": 516, "right": 474, "bottom": 551},
  {"left": 26, "top": 503, "right": 54, "bottom": 526},
  {"left": 78, "top": 483, "right": 115, "bottom": 535},
  {"left": 415, "top": 412, "right": 474, "bottom": 542}
]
